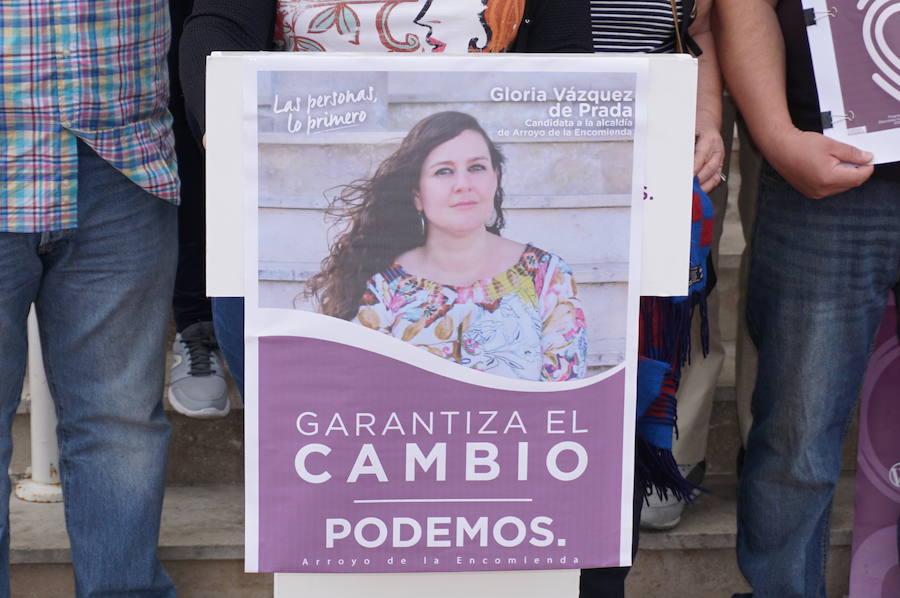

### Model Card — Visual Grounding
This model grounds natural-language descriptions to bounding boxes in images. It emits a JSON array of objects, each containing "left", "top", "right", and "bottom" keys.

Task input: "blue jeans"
[
  {"left": 735, "top": 165, "right": 900, "bottom": 598},
  {"left": 0, "top": 142, "right": 177, "bottom": 597},
  {"left": 212, "top": 297, "right": 244, "bottom": 397}
]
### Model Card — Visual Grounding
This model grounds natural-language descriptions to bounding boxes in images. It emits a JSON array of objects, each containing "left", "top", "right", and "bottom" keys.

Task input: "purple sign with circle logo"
[{"left": 850, "top": 292, "right": 900, "bottom": 597}]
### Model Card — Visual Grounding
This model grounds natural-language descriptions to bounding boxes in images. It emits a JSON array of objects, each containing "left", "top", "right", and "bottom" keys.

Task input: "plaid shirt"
[{"left": 0, "top": 0, "right": 179, "bottom": 233}]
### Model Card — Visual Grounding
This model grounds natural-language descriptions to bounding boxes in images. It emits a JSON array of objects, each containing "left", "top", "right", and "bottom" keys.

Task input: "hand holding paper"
[
  {"left": 766, "top": 127, "right": 874, "bottom": 199},
  {"left": 802, "top": 0, "right": 900, "bottom": 164}
]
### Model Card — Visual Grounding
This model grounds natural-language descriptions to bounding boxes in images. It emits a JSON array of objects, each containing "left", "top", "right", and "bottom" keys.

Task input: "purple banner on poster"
[
  {"left": 849, "top": 292, "right": 900, "bottom": 597},
  {"left": 256, "top": 336, "right": 625, "bottom": 573}
]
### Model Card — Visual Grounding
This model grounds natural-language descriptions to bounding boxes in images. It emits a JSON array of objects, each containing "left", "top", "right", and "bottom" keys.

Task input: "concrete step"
[
  {"left": 10, "top": 484, "right": 273, "bottom": 598},
  {"left": 10, "top": 474, "right": 855, "bottom": 597},
  {"left": 10, "top": 410, "right": 245, "bottom": 487},
  {"left": 628, "top": 473, "right": 854, "bottom": 598},
  {"left": 11, "top": 561, "right": 270, "bottom": 598}
]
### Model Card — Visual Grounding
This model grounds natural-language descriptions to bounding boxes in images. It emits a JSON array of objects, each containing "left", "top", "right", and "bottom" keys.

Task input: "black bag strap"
[
  {"left": 669, "top": 0, "right": 685, "bottom": 53},
  {"left": 669, "top": 0, "right": 703, "bottom": 56}
]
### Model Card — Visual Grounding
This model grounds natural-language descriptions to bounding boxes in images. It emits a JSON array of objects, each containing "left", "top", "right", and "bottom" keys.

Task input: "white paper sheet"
[{"left": 803, "top": 0, "right": 900, "bottom": 164}]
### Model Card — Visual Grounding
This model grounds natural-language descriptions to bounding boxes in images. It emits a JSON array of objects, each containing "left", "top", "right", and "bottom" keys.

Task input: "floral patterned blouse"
[
  {"left": 274, "top": 0, "right": 525, "bottom": 53},
  {"left": 353, "top": 245, "right": 588, "bottom": 381}
]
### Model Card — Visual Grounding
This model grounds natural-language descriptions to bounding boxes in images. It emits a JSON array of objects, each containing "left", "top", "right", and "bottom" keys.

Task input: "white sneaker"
[
  {"left": 168, "top": 321, "right": 230, "bottom": 419},
  {"left": 640, "top": 462, "right": 705, "bottom": 531}
]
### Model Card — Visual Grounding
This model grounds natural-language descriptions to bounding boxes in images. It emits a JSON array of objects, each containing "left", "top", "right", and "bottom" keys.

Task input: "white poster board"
[{"left": 204, "top": 52, "right": 698, "bottom": 598}]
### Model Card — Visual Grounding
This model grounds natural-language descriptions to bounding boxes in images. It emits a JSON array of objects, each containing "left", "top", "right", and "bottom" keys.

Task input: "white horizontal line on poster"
[
  {"left": 353, "top": 498, "right": 534, "bottom": 504},
  {"left": 258, "top": 194, "right": 632, "bottom": 210},
  {"left": 388, "top": 95, "right": 583, "bottom": 103},
  {"left": 252, "top": 308, "right": 626, "bottom": 392},
  {"left": 258, "top": 261, "right": 629, "bottom": 285},
  {"left": 238, "top": 51, "right": 649, "bottom": 71},
  {"left": 260, "top": 94, "right": 595, "bottom": 106},
  {"left": 260, "top": 94, "right": 615, "bottom": 105},
  {"left": 257, "top": 132, "right": 631, "bottom": 145}
]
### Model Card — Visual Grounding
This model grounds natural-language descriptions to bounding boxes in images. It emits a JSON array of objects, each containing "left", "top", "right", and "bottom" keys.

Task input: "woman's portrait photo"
[
  {"left": 306, "top": 112, "right": 588, "bottom": 382},
  {"left": 256, "top": 69, "right": 638, "bottom": 384}
]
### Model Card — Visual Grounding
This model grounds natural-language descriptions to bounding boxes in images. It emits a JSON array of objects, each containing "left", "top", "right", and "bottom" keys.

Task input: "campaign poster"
[
  {"left": 242, "top": 55, "right": 648, "bottom": 574},
  {"left": 849, "top": 292, "right": 900, "bottom": 597},
  {"left": 803, "top": 0, "right": 900, "bottom": 163}
]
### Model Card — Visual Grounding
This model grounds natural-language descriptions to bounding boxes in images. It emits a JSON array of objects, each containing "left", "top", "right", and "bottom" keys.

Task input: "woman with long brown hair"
[{"left": 308, "top": 111, "right": 588, "bottom": 382}]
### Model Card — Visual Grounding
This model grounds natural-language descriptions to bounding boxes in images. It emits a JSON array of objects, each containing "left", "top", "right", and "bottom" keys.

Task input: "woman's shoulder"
[
  {"left": 358, "top": 266, "right": 415, "bottom": 314},
  {"left": 519, "top": 243, "right": 571, "bottom": 274},
  {"left": 514, "top": 243, "right": 575, "bottom": 297},
  {"left": 365, "top": 264, "right": 412, "bottom": 290}
]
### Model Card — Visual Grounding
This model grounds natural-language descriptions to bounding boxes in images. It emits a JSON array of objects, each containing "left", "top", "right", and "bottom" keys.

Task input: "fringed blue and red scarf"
[{"left": 635, "top": 178, "right": 714, "bottom": 501}]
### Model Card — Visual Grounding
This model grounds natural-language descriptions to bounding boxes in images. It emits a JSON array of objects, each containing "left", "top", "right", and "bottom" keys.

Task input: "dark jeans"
[
  {"left": 169, "top": 0, "right": 211, "bottom": 333},
  {"left": 171, "top": 97, "right": 210, "bottom": 331},
  {"left": 212, "top": 296, "right": 245, "bottom": 396},
  {"left": 735, "top": 166, "right": 900, "bottom": 597},
  {"left": 0, "top": 142, "right": 177, "bottom": 597}
]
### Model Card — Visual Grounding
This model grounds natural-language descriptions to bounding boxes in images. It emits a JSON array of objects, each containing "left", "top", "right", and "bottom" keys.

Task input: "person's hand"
[
  {"left": 694, "top": 124, "right": 725, "bottom": 193},
  {"left": 766, "top": 128, "right": 874, "bottom": 198}
]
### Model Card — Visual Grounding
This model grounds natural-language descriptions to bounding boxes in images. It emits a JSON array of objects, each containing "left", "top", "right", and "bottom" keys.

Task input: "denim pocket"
[{"left": 758, "top": 161, "right": 787, "bottom": 189}]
